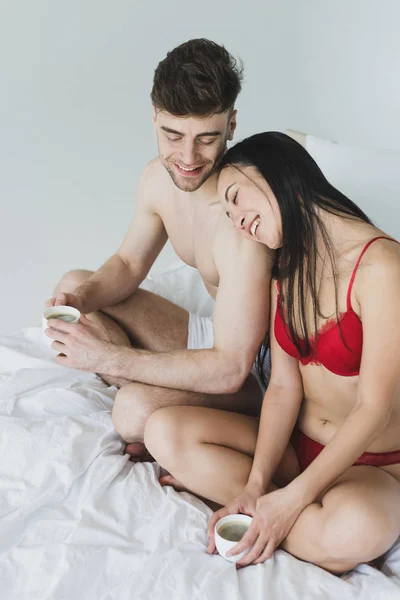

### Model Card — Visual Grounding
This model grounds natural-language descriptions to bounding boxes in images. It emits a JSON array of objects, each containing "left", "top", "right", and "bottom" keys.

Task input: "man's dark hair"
[{"left": 151, "top": 38, "right": 243, "bottom": 116}]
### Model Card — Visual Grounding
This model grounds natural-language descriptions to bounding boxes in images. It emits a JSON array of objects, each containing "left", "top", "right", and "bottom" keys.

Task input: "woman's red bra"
[{"left": 274, "top": 237, "right": 399, "bottom": 377}]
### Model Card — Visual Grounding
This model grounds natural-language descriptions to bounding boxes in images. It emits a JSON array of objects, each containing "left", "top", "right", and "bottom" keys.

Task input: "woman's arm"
[
  {"left": 246, "top": 282, "right": 304, "bottom": 493},
  {"left": 288, "top": 243, "right": 400, "bottom": 505},
  {"left": 207, "top": 281, "right": 303, "bottom": 552}
]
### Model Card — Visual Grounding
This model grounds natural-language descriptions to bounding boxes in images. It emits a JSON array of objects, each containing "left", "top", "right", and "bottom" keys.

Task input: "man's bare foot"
[{"left": 125, "top": 442, "right": 154, "bottom": 462}]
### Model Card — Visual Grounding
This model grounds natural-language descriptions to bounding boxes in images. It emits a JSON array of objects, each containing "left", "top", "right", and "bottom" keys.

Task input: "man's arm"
[
  {"left": 103, "top": 218, "right": 273, "bottom": 393},
  {"left": 73, "top": 160, "right": 169, "bottom": 313}
]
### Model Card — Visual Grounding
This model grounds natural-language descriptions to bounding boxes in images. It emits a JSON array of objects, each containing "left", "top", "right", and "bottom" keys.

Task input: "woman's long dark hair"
[{"left": 219, "top": 132, "right": 373, "bottom": 385}]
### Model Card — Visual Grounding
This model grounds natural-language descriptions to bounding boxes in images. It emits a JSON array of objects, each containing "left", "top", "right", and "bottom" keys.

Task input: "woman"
[{"left": 144, "top": 132, "right": 400, "bottom": 574}]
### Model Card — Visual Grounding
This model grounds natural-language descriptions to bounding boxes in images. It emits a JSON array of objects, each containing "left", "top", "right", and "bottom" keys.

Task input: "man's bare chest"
[{"left": 160, "top": 200, "right": 220, "bottom": 287}]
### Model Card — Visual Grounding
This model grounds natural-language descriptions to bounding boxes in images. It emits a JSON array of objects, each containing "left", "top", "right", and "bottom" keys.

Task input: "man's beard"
[
  {"left": 161, "top": 140, "right": 227, "bottom": 192},
  {"left": 163, "top": 162, "right": 213, "bottom": 192}
]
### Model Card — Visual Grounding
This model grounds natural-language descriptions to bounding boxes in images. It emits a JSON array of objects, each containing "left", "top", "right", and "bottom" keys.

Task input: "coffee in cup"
[{"left": 217, "top": 521, "right": 249, "bottom": 542}]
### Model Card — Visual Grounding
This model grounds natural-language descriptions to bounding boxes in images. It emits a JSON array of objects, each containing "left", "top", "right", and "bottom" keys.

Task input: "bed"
[{"left": 2, "top": 135, "right": 400, "bottom": 599}]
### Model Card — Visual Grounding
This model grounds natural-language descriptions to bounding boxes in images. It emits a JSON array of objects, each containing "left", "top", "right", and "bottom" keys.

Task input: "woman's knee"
[
  {"left": 320, "top": 499, "right": 395, "bottom": 565},
  {"left": 112, "top": 383, "right": 157, "bottom": 443}
]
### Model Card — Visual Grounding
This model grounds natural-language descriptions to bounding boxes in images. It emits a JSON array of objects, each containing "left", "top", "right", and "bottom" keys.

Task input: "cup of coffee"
[
  {"left": 214, "top": 514, "right": 252, "bottom": 563},
  {"left": 42, "top": 305, "right": 81, "bottom": 345}
]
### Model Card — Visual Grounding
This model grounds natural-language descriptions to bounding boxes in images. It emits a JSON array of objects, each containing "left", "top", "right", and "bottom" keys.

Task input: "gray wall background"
[{"left": 1, "top": 0, "right": 400, "bottom": 334}]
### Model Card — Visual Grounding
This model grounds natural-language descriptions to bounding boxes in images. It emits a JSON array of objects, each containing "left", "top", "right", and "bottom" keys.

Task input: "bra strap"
[{"left": 346, "top": 236, "right": 399, "bottom": 310}]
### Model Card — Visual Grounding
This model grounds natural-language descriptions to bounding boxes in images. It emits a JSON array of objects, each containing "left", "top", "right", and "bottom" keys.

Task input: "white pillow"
[{"left": 305, "top": 135, "right": 400, "bottom": 239}]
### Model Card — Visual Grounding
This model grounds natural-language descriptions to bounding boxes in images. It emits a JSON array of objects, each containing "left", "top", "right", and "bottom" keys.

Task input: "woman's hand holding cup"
[{"left": 207, "top": 483, "right": 263, "bottom": 558}]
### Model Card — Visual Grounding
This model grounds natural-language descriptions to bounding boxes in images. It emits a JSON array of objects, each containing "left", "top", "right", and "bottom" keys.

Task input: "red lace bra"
[{"left": 274, "top": 237, "right": 399, "bottom": 377}]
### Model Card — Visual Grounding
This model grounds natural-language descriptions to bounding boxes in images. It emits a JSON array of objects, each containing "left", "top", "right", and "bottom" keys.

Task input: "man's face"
[{"left": 153, "top": 109, "right": 237, "bottom": 192}]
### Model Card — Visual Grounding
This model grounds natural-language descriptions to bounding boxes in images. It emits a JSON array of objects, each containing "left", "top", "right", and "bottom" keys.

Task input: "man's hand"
[
  {"left": 45, "top": 314, "right": 121, "bottom": 373},
  {"left": 45, "top": 291, "right": 86, "bottom": 313}
]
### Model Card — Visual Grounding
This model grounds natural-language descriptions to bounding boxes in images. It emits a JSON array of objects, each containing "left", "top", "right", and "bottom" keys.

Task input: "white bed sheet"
[{"left": 1, "top": 266, "right": 400, "bottom": 600}]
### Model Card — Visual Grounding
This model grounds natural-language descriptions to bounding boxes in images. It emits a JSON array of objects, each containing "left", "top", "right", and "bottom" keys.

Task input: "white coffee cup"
[
  {"left": 214, "top": 514, "right": 253, "bottom": 563},
  {"left": 42, "top": 305, "right": 81, "bottom": 346}
]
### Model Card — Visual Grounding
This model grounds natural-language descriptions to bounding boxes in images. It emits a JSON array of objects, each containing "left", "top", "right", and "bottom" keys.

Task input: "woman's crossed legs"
[{"left": 144, "top": 406, "right": 400, "bottom": 574}]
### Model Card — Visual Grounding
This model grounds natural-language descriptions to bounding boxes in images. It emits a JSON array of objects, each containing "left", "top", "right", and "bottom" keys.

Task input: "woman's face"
[{"left": 218, "top": 165, "right": 282, "bottom": 249}]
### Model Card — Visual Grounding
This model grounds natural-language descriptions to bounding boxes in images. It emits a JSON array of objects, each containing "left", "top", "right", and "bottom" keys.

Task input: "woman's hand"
[
  {"left": 45, "top": 314, "right": 122, "bottom": 373},
  {"left": 207, "top": 484, "right": 263, "bottom": 554},
  {"left": 226, "top": 486, "right": 306, "bottom": 568}
]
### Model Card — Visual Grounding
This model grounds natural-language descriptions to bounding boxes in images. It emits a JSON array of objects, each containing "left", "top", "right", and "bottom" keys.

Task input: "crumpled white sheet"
[{"left": 1, "top": 265, "right": 400, "bottom": 599}]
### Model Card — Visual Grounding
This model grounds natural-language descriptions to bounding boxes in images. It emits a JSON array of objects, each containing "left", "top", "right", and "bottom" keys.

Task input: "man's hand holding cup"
[{"left": 45, "top": 291, "right": 85, "bottom": 313}]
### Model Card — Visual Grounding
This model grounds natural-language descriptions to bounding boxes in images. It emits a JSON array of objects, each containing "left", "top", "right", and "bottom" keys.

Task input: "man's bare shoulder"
[
  {"left": 141, "top": 158, "right": 172, "bottom": 190},
  {"left": 213, "top": 212, "right": 275, "bottom": 272},
  {"left": 138, "top": 158, "right": 175, "bottom": 208}
]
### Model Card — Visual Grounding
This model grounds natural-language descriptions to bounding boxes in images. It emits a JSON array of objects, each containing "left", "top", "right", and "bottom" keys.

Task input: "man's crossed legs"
[{"left": 53, "top": 270, "right": 264, "bottom": 459}]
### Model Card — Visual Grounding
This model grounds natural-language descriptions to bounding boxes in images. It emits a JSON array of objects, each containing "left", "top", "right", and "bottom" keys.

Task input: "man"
[{"left": 46, "top": 39, "right": 273, "bottom": 459}]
